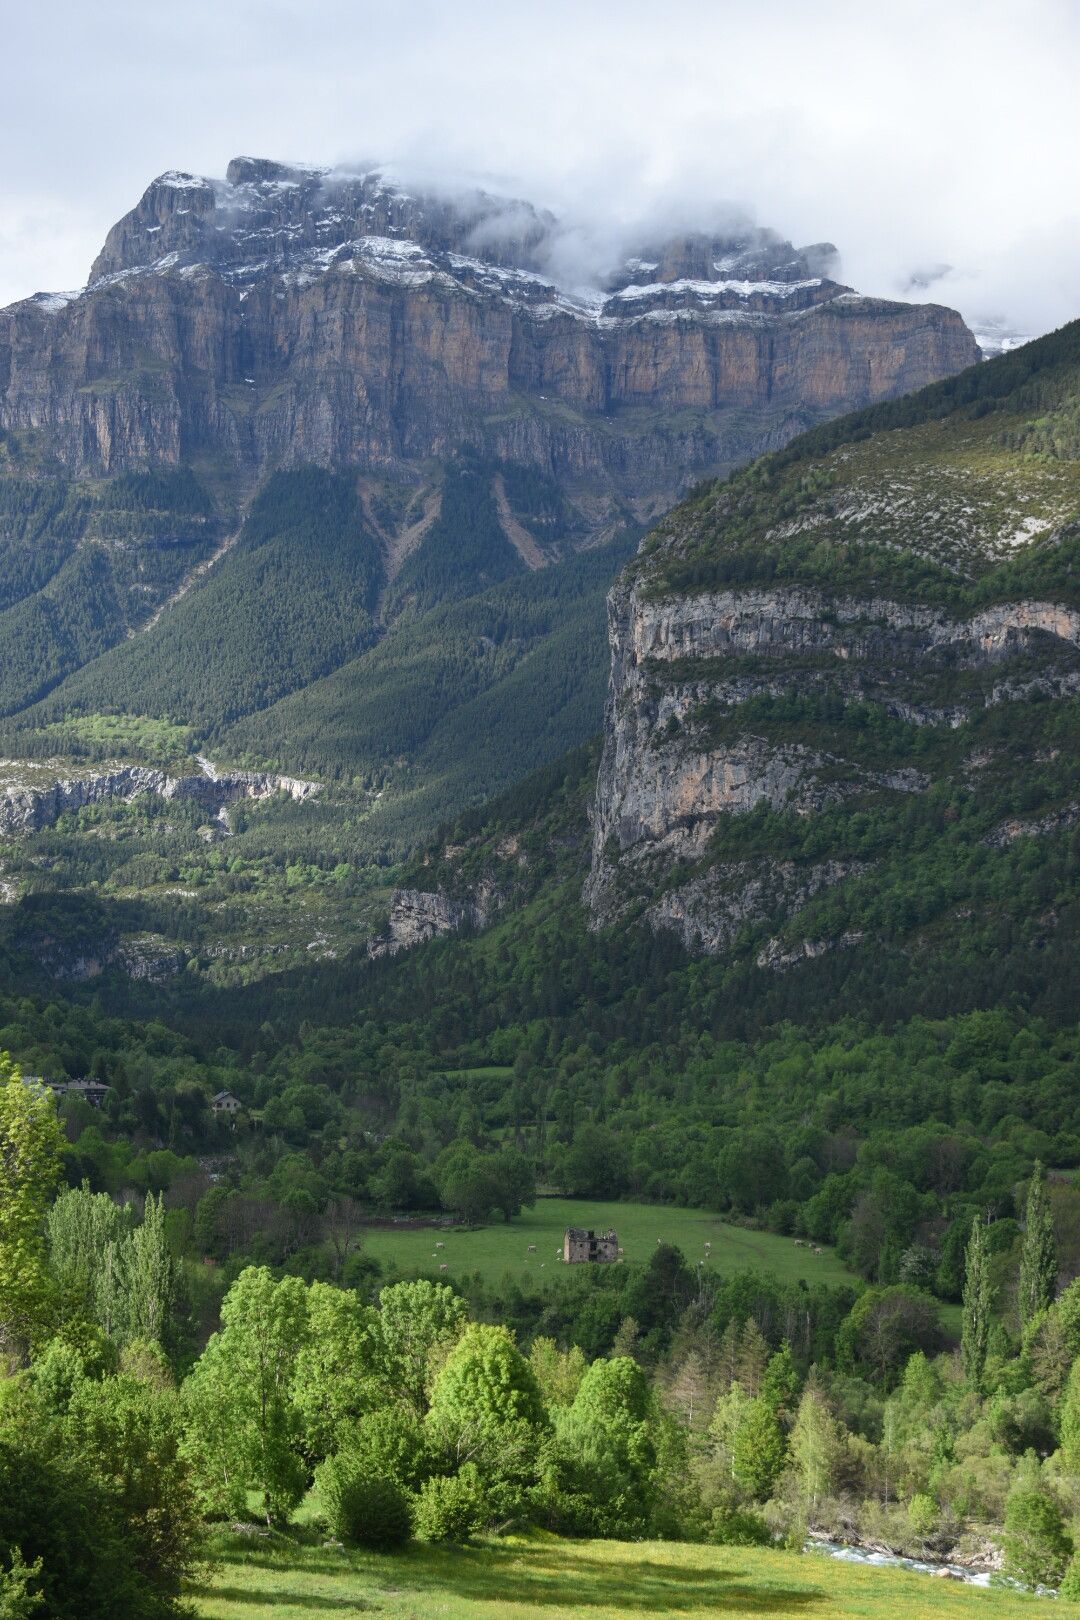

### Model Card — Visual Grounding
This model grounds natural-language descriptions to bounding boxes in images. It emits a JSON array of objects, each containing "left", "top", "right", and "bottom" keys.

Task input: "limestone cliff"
[
  {"left": 0, "top": 758, "right": 318, "bottom": 837},
  {"left": 0, "top": 159, "right": 979, "bottom": 492}
]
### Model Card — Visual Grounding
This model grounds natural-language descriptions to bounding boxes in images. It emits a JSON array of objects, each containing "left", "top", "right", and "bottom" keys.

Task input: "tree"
[
  {"left": 488, "top": 1148, "right": 536, "bottom": 1223},
  {"left": 434, "top": 1143, "right": 497, "bottom": 1225},
  {"left": 666, "top": 1351, "right": 712, "bottom": 1432},
  {"left": 0, "top": 1548, "right": 43, "bottom": 1619},
  {"left": 334, "top": 1404, "right": 430, "bottom": 1493},
  {"left": 122, "top": 1193, "right": 177, "bottom": 1349},
  {"left": 962, "top": 1217, "right": 993, "bottom": 1387},
  {"left": 528, "top": 1338, "right": 586, "bottom": 1409},
  {"left": 788, "top": 1382, "right": 842, "bottom": 1516},
  {"left": 181, "top": 1267, "right": 310, "bottom": 1522},
  {"left": 550, "top": 1356, "right": 659, "bottom": 1538},
  {"left": 731, "top": 1397, "right": 787, "bottom": 1501},
  {"left": 1000, "top": 1487, "right": 1073, "bottom": 1591},
  {"left": 427, "top": 1324, "right": 546, "bottom": 1451},
  {"left": 761, "top": 1341, "right": 801, "bottom": 1418},
  {"left": 558, "top": 1124, "right": 628, "bottom": 1199},
  {"left": 426, "top": 1324, "right": 547, "bottom": 1521},
  {"left": 0, "top": 1372, "right": 201, "bottom": 1620},
  {"left": 1059, "top": 1358, "right": 1080, "bottom": 1473},
  {"left": 710, "top": 1380, "right": 752, "bottom": 1476},
  {"left": 1019, "top": 1161, "right": 1057, "bottom": 1329},
  {"left": 372, "top": 1280, "right": 467, "bottom": 1413},
  {"left": 322, "top": 1196, "right": 365, "bottom": 1281},
  {"left": 62, "top": 1372, "right": 203, "bottom": 1611},
  {"left": 291, "top": 1283, "right": 379, "bottom": 1463},
  {"left": 46, "top": 1184, "right": 130, "bottom": 1339},
  {"left": 0, "top": 1061, "right": 65, "bottom": 1357},
  {"left": 837, "top": 1286, "right": 944, "bottom": 1386}
]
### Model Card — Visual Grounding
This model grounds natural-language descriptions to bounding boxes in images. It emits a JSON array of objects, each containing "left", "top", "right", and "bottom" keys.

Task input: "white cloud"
[{"left": 1, "top": 0, "right": 1078, "bottom": 335}]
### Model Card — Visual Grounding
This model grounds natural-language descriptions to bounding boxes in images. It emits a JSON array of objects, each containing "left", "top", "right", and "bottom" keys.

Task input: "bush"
[
  {"left": 1000, "top": 1487, "right": 1073, "bottom": 1592},
  {"left": 907, "top": 1493, "right": 938, "bottom": 1538},
  {"left": 412, "top": 1464, "right": 488, "bottom": 1543},
  {"left": 708, "top": 1505, "right": 773, "bottom": 1547},
  {"left": 315, "top": 1455, "right": 411, "bottom": 1549},
  {"left": 1059, "top": 1552, "right": 1080, "bottom": 1600}
]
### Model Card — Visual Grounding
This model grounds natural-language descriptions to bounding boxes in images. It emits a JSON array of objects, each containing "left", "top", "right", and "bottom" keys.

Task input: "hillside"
[{"left": 583, "top": 319, "right": 1080, "bottom": 991}]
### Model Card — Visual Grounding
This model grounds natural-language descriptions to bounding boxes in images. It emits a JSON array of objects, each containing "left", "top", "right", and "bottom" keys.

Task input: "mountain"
[
  {"left": 0, "top": 157, "right": 985, "bottom": 947},
  {"left": 2, "top": 156, "right": 977, "bottom": 490}
]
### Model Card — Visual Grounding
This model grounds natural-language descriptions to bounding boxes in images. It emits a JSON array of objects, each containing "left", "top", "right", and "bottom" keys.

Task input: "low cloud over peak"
[{"left": 2, "top": 0, "right": 1078, "bottom": 339}]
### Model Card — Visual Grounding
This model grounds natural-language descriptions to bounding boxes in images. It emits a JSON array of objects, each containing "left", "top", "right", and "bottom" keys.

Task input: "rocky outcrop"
[
  {"left": 985, "top": 801, "right": 1080, "bottom": 849},
  {"left": 367, "top": 887, "right": 490, "bottom": 958},
  {"left": 586, "top": 573, "right": 1080, "bottom": 944},
  {"left": 0, "top": 760, "right": 319, "bottom": 836},
  {"left": 651, "top": 859, "right": 869, "bottom": 956},
  {"left": 0, "top": 160, "right": 980, "bottom": 488}
]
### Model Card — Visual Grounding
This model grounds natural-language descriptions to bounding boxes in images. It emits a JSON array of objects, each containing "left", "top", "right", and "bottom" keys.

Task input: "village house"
[
  {"left": 23, "top": 1075, "right": 111, "bottom": 1108},
  {"left": 562, "top": 1226, "right": 619, "bottom": 1264},
  {"left": 211, "top": 1089, "right": 243, "bottom": 1116}
]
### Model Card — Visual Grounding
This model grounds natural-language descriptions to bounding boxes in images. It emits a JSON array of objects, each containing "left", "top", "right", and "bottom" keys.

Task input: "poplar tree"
[
  {"left": 961, "top": 1216, "right": 992, "bottom": 1387},
  {"left": 122, "top": 1192, "right": 177, "bottom": 1348},
  {"left": 1018, "top": 1161, "right": 1057, "bottom": 1329}
]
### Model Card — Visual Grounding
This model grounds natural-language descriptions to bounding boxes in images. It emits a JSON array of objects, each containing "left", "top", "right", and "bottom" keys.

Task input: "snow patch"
[
  {"left": 30, "top": 289, "right": 82, "bottom": 313},
  {"left": 156, "top": 171, "right": 213, "bottom": 192},
  {"left": 614, "top": 276, "right": 823, "bottom": 302}
]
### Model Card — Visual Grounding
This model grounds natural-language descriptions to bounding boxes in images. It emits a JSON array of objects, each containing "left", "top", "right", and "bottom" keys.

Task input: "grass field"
[
  {"left": 194, "top": 1531, "right": 1051, "bottom": 1619},
  {"left": 362, "top": 1197, "right": 857, "bottom": 1290}
]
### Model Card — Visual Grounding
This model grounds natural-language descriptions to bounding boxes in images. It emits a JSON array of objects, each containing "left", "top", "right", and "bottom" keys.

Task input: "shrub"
[
  {"left": 315, "top": 1455, "right": 411, "bottom": 1549},
  {"left": 1059, "top": 1552, "right": 1080, "bottom": 1600},
  {"left": 708, "top": 1505, "right": 773, "bottom": 1547},
  {"left": 412, "top": 1464, "right": 488, "bottom": 1543},
  {"left": 907, "top": 1493, "right": 938, "bottom": 1538},
  {"left": 1000, "top": 1487, "right": 1073, "bottom": 1592}
]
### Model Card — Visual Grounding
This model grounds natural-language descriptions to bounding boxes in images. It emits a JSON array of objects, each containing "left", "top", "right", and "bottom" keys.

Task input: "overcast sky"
[{"left": 2, "top": 0, "right": 1078, "bottom": 337}]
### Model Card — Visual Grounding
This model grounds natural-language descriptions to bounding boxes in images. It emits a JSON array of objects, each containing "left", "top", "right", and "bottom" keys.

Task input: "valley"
[{"left": 4, "top": 129, "right": 1080, "bottom": 1617}]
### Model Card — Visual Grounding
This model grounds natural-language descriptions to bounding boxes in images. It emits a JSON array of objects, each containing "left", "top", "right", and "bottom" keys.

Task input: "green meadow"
[
  {"left": 362, "top": 1197, "right": 856, "bottom": 1290},
  {"left": 194, "top": 1531, "right": 1044, "bottom": 1620}
]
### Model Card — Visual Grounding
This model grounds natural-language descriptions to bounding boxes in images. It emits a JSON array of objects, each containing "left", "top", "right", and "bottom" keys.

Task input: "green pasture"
[
  {"left": 194, "top": 1530, "right": 1046, "bottom": 1619},
  {"left": 362, "top": 1197, "right": 857, "bottom": 1290}
]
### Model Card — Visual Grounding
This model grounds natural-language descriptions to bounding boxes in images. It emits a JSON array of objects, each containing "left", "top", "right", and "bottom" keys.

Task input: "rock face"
[
  {"left": 0, "top": 760, "right": 319, "bottom": 836},
  {"left": 586, "top": 547, "right": 1080, "bottom": 955},
  {"left": 0, "top": 159, "right": 980, "bottom": 489},
  {"left": 367, "top": 887, "right": 489, "bottom": 958}
]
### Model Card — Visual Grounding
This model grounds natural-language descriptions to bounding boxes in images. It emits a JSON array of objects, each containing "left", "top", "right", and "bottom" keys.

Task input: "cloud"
[{"left": 1, "top": 0, "right": 1078, "bottom": 336}]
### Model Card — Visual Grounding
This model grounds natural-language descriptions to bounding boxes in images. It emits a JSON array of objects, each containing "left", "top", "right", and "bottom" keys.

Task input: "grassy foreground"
[
  {"left": 194, "top": 1531, "right": 1047, "bottom": 1619},
  {"left": 363, "top": 1197, "right": 856, "bottom": 1290}
]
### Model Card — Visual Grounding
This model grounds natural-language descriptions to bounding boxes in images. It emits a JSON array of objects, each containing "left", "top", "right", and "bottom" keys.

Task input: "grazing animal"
[
  {"left": 527, "top": 1244, "right": 536, "bottom": 1252},
  {"left": 436, "top": 1241, "right": 445, "bottom": 1249},
  {"left": 439, "top": 1262, "right": 448, "bottom": 1271}
]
